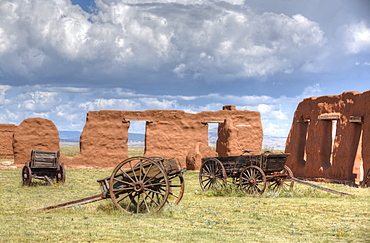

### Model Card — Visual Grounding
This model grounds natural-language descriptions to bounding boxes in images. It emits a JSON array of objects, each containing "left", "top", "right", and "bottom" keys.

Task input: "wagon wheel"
[
  {"left": 268, "top": 165, "right": 294, "bottom": 192},
  {"left": 360, "top": 169, "right": 370, "bottom": 188},
  {"left": 149, "top": 157, "right": 185, "bottom": 206},
  {"left": 109, "top": 157, "right": 170, "bottom": 214},
  {"left": 167, "top": 171, "right": 185, "bottom": 205},
  {"left": 199, "top": 158, "right": 226, "bottom": 191},
  {"left": 22, "top": 164, "right": 32, "bottom": 186},
  {"left": 239, "top": 165, "right": 266, "bottom": 194},
  {"left": 57, "top": 163, "right": 66, "bottom": 183}
]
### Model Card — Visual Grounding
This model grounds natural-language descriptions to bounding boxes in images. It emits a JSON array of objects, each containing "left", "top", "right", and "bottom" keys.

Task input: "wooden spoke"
[{"left": 109, "top": 157, "right": 169, "bottom": 214}]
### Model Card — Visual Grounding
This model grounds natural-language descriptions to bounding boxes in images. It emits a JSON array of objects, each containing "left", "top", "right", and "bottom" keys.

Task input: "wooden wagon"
[
  {"left": 199, "top": 150, "right": 293, "bottom": 194},
  {"left": 22, "top": 150, "right": 65, "bottom": 186},
  {"left": 39, "top": 156, "right": 186, "bottom": 214}
]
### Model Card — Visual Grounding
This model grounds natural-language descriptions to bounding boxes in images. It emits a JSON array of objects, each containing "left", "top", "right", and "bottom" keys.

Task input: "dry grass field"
[
  {"left": 0, "top": 147, "right": 369, "bottom": 242},
  {"left": 0, "top": 171, "right": 369, "bottom": 242}
]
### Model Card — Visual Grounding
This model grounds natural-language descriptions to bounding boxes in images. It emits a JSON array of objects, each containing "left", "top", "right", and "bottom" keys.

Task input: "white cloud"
[
  {"left": 343, "top": 21, "right": 370, "bottom": 54},
  {"left": 0, "top": 85, "right": 11, "bottom": 105},
  {"left": 0, "top": 0, "right": 328, "bottom": 84},
  {"left": 300, "top": 83, "right": 323, "bottom": 98}
]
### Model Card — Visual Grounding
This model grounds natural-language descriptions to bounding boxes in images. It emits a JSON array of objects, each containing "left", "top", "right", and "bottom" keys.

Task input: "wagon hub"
[
  {"left": 249, "top": 178, "right": 256, "bottom": 185},
  {"left": 133, "top": 181, "right": 145, "bottom": 192}
]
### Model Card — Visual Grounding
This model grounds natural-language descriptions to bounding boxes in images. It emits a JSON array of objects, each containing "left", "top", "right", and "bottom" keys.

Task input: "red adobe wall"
[
  {"left": 0, "top": 124, "right": 17, "bottom": 159},
  {"left": 13, "top": 118, "right": 60, "bottom": 164},
  {"left": 285, "top": 91, "right": 370, "bottom": 184},
  {"left": 70, "top": 106, "right": 263, "bottom": 169},
  {"left": 5, "top": 106, "right": 263, "bottom": 170}
]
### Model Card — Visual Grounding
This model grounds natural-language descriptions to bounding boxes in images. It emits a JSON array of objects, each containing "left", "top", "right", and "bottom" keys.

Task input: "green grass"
[
  {"left": 0, "top": 169, "right": 369, "bottom": 242},
  {"left": 60, "top": 146, "right": 144, "bottom": 157}
]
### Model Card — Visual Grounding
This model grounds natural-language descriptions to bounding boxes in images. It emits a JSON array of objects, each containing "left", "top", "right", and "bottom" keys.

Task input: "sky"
[{"left": 0, "top": 0, "right": 369, "bottom": 137}]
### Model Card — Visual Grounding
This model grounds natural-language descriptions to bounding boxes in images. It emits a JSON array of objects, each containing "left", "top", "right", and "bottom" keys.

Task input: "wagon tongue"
[
  {"left": 36, "top": 194, "right": 103, "bottom": 211},
  {"left": 289, "top": 177, "right": 353, "bottom": 196}
]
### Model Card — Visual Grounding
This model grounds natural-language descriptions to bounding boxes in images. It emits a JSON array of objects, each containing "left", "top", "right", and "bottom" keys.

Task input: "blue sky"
[{"left": 0, "top": 0, "right": 369, "bottom": 136}]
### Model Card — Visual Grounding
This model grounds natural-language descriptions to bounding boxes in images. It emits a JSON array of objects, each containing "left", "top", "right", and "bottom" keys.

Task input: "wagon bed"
[
  {"left": 199, "top": 151, "right": 293, "bottom": 194},
  {"left": 22, "top": 150, "right": 65, "bottom": 186}
]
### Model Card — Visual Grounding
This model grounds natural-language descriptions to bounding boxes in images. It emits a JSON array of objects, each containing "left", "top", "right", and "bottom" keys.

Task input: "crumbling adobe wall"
[
  {"left": 71, "top": 111, "right": 130, "bottom": 168},
  {"left": 73, "top": 106, "right": 263, "bottom": 170},
  {"left": 216, "top": 105, "right": 262, "bottom": 156},
  {"left": 0, "top": 124, "right": 16, "bottom": 159},
  {"left": 285, "top": 91, "right": 370, "bottom": 184},
  {"left": 13, "top": 118, "right": 60, "bottom": 164}
]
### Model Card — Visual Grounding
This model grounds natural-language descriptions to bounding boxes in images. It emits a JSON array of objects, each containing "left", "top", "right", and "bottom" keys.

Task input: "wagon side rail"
[{"left": 30, "top": 150, "right": 60, "bottom": 168}]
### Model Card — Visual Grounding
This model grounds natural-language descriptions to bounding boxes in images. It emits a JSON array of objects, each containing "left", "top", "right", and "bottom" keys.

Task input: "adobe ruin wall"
[
  {"left": 72, "top": 106, "right": 263, "bottom": 169},
  {"left": 285, "top": 91, "right": 370, "bottom": 184},
  {"left": 3, "top": 106, "right": 263, "bottom": 170},
  {"left": 0, "top": 124, "right": 16, "bottom": 159}
]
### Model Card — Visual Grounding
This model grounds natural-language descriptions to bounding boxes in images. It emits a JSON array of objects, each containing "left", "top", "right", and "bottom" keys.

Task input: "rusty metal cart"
[
  {"left": 199, "top": 150, "right": 293, "bottom": 194},
  {"left": 22, "top": 150, "right": 65, "bottom": 186},
  {"left": 39, "top": 156, "right": 186, "bottom": 214}
]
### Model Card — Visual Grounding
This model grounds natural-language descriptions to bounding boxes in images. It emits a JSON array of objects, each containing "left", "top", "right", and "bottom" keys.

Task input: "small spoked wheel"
[
  {"left": 239, "top": 165, "right": 266, "bottom": 194},
  {"left": 57, "top": 163, "right": 66, "bottom": 183},
  {"left": 360, "top": 169, "right": 370, "bottom": 188},
  {"left": 149, "top": 157, "right": 185, "bottom": 206},
  {"left": 268, "top": 165, "right": 294, "bottom": 192},
  {"left": 199, "top": 158, "right": 226, "bottom": 190},
  {"left": 167, "top": 171, "right": 185, "bottom": 206},
  {"left": 109, "top": 157, "right": 170, "bottom": 214},
  {"left": 22, "top": 165, "right": 32, "bottom": 186}
]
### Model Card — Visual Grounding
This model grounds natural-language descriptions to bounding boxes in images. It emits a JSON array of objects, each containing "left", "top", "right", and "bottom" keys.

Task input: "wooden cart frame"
[
  {"left": 199, "top": 150, "right": 293, "bottom": 194},
  {"left": 39, "top": 156, "right": 185, "bottom": 214},
  {"left": 22, "top": 150, "right": 65, "bottom": 186}
]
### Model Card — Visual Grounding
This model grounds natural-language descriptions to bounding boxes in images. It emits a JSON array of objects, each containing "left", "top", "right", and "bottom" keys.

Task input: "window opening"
[
  {"left": 330, "top": 120, "right": 338, "bottom": 165},
  {"left": 127, "top": 121, "right": 146, "bottom": 156},
  {"left": 353, "top": 128, "right": 363, "bottom": 184},
  {"left": 303, "top": 120, "right": 310, "bottom": 162},
  {"left": 208, "top": 123, "right": 218, "bottom": 148}
]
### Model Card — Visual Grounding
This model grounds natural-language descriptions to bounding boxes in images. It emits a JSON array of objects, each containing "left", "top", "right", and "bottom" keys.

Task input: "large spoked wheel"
[
  {"left": 22, "top": 164, "right": 32, "bottom": 186},
  {"left": 268, "top": 165, "right": 294, "bottom": 192},
  {"left": 109, "top": 157, "right": 170, "bottom": 214},
  {"left": 57, "top": 163, "right": 66, "bottom": 183},
  {"left": 240, "top": 165, "right": 266, "bottom": 194},
  {"left": 199, "top": 158, "right": 226, "bottom": 191}
]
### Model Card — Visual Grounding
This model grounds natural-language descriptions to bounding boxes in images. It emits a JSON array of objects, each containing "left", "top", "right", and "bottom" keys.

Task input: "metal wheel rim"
[
  {"left": 268, "top": 165, "right": 294, "bottom": 192},
  {"left": 199, "top": 158, "right": 226, "bottom": 191},
  {"left": 109, "top": 157, "right": 170, "bottom": 214},
  {"left": 240, "top": 165, "right": 266, "bottom": 194}
]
